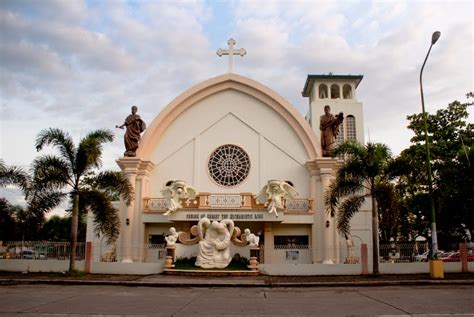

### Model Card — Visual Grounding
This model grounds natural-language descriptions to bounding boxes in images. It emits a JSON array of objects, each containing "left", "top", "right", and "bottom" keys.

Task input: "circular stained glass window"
[{"left": 208, "top": 144, "right": 250, "bottom": 187}]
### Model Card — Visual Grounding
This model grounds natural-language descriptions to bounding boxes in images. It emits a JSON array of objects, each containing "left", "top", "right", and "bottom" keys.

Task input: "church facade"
[{"left": 87, "top": 70, "right": 372, "bottom": 271}]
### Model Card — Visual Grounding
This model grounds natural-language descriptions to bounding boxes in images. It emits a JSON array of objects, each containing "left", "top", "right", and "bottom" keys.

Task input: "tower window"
[
  {"left": 330, "top": 84, "right": 340, "bottom": 99},
  {"left": 346, "top": 115, "right": 356, "bottom": 141},
  {"left": 318, "top": 84, "right": 328, "bottom": 99},
  {"left": 343, "top": 84, "right": 352, "bottom": 99}
]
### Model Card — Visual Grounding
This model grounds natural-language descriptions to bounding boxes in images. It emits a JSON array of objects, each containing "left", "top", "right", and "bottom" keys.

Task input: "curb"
[{"left": 1, "top": 278, "right": 474, "bottom": 288}]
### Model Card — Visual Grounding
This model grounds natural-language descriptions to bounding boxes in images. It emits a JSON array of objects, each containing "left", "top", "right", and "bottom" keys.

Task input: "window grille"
[
  {"left": 346, "top": 115, "right": 356, "bottom": 141},
  {"left": 208, "top": 144, "right": 250, "bottom": 187}
]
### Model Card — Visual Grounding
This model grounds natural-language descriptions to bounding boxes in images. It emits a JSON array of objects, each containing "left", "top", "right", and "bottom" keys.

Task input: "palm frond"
[
  {"left": 0, "top": 159, "right": 29, "bottom": 190},
  {"left": 76, "top": 130, "right": 114, "bottom": 174},
  {"left": 80, "top": 189, "right": 120, "bottom": 245},
  {"left": 336, "top": 195, "right": 366, "bottom": 236},
  {"left": 332, "top": 141, "right": 365, "bottom": 158},
  {"left": 337, "top": 158, "right": 367, "bottom": 181},
  {"left": 27, "top": 190, "right": 67, "bottom": 216},
  {"left": 83, "top": 170, "right": 133, "bottom": 205},
  {"left": 31, "top": 155, "right": 72, "bottom": 189},
  {"left": 325, "top": 174, "right": 365, "bottom": 216},
  {"left": 365, "top": 143, "right": 392, "bottom": 179},
  {"left": 35, "top": 128, "right": 76, "bottom": 166}
]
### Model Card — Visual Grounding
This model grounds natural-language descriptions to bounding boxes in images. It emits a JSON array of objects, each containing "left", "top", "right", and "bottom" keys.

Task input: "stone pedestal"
[
  {"left": 248, "top": 247, "right": 260, "bottom": 271},
  {"left": 164, "top": 246, "right": 175, "bottom": 269}
]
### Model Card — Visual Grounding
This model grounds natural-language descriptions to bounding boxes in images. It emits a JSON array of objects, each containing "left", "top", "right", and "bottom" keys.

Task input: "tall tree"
[
  {"left": 32, "top": 128, "right": 133, "bottom": 270},
  {"left": 398, "top": 98, "right": 473, "bottom": 246},
  {"left": 325, "top": 141, "right": 394, "bottom": 275}
]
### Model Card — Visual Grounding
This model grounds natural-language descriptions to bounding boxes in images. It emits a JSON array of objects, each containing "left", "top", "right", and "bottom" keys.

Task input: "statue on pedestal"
[
  {"left": 165, "top": 227, "right": 179, "bottom": 246},
  {"left": 255, "top": 180, "right": 298, "bottom": 217},
  {"left": 344, "top": 234, "right": 359, "bottom": 264},
  {"left": 244, "top": 228, "right": 260, "bottom": 247},
  {"left": 320, "top": 105, "right": 344, "bottom": 157},
  {"left": 160, "top": 180, "right": 197, "bottom": 216},
  {"left": 116, "top": 105, "right": 146, "bottom": 157},
  {"left": 195, "top": 218, "right": 234, "bottom": 269}
]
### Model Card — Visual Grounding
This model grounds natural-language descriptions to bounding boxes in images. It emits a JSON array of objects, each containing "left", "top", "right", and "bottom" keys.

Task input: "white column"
[
  {"left": 320, "top": 168, "right": 335, "bottom": 264},
  {"left": 133, "top": 174, "right": 144, "bottom": 262},
  {"left": 264, "top": 223, "right": 273, "bottom": 264},
  {"left": 116, "top": 158, "right": 141, "bottom": 263},
  {"left": 134, "top": 160, "right": 155, "bottom": 262},
  {"left": 121, "top": 171, "right": 136, "bottom": 263},
  {"left": 306, "top": 158, "right": 339, "bottom": 264},
  {"left": 309, "top": 170, "right": 319, "bottom": 263}
]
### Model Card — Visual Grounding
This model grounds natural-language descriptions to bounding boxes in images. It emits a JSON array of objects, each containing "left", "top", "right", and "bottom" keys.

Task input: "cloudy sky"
[{"left": 1, "top": 0, "right": 473, "bottom": 208}]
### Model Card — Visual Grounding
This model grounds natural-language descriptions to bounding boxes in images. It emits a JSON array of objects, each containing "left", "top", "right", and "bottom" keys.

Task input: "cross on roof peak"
[{"left": 216, "top": 38, "right": 246, "bottom": 73}]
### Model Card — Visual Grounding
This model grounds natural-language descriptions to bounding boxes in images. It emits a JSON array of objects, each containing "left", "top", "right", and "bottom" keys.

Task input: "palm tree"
[
  {"left": 32, "top": 128, "right": 133, "bottom": 271},
  {"left": 0, "top": 159, "right": 28, "bottom": 189},
  {"left": 325, "top": 141, "right": 394, "bottom": 276}
]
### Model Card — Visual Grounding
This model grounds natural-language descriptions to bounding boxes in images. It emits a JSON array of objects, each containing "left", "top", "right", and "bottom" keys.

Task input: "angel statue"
[
  {"left": 160, "top": 180, "right": 197, "bottom": 216},
  {"left": 244, "top": 228, "right": 260, "bottom": 247},
  {"left": 164, "top": 227, "right": 179, "bottom": 247},
  {"left": 195, "top": 217, "right": 235, "bottom": 269},
  {"left": 255, "top": 180, "right": 298, "bottom": 217}
]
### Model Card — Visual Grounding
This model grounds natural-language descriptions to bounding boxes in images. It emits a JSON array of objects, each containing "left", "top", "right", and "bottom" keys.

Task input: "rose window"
[{"left": 208, "top": 144, "right": 250, "bottom": 187}]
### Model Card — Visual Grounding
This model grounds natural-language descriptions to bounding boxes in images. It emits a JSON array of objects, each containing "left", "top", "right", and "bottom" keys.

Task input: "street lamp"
[{"left": 419, "top": 31, "right": 441, "bottom": 260}]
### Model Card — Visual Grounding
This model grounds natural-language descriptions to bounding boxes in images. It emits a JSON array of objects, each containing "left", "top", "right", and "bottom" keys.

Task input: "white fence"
[
  {"left": 1, "top": 241, "right": 472, "bottom": 275},
  {"left": 0, "top": 241, "right": 85, "bottom": 260},
  {"left": 378, "top": 243, "right": 474, "bottom": 263},
  {"left": 266, "top": 245, "right": 312, "bottom": 264},
  {"left": 93, "top": 243, "right": 166, "bottom": 263}
]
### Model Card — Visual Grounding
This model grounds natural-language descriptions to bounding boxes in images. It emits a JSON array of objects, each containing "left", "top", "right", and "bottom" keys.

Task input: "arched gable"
[{"left": 138, "top": 73, "right": 320, "bottom": 160}]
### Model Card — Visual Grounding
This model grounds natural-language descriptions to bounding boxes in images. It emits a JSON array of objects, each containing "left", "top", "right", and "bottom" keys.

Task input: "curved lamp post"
[{"left": 419, "top": 31, "right": 441, "bottom": 260}]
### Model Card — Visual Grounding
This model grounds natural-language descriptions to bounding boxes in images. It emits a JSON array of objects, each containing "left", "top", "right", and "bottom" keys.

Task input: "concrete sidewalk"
[{"left": 1, "top": 272, "right": 474, "bottom": 287}]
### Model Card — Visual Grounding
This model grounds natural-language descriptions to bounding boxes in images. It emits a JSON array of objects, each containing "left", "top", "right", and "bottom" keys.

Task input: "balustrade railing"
[{"left": 144, "top": 194, "right": 312, "bottom": 213}]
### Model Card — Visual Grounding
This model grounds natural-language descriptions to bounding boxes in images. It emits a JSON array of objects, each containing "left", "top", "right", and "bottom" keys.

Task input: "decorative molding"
[
  {"left": 208, "top": 194, "right": 243, "bottom": 208},
  {"left": 137, "top": 73, "right": 321, "bottom": 160}
]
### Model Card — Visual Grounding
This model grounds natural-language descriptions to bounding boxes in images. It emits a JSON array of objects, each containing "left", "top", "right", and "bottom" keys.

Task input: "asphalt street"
[{"left": 1, "top": 284, "right": 473, "bottom": 316}]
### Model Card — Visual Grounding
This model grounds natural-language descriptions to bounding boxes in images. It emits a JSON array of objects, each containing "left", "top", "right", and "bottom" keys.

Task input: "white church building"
[{"left": 87, "top": 40, "right": 372, "bottom": 274}]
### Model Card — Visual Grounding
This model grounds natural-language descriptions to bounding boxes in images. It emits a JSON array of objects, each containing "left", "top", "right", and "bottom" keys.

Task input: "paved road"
[{"left": 1, "top": 284, "right": 473, "bottom": 316}]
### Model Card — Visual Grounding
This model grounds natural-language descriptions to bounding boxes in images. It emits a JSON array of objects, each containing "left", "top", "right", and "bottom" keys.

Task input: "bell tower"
[{"left": 302, "top": 74, "right": 365, "bottom": 147}]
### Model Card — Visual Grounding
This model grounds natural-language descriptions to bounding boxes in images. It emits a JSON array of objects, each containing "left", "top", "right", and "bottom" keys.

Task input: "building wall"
[
  {"left": 148, "top": 89, "right": 311, "bottom": 197},
  {"left": 308, "top": 80, "right": 364, "bottom": 145}
]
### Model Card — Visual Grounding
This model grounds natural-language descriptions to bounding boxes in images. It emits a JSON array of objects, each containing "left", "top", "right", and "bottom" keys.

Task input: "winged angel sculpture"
[
  {"left": 160, "top": 180, "right": 197, "bottom": 216},
  {"left": 255, "top": 180, "right": 298, "bottom": 218}
]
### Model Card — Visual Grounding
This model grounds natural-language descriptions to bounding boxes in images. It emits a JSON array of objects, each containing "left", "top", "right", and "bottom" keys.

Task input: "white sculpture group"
[
  {"left": 255, "top": 180, "right": 298, "bottom": 217},
  {"left": 195, "top": 218, "right": 234, "bottom": 269},
  {"left": 164, "top": 219, "right": 260, "bottom": 269},
  {"left": 160, "top": 179, "right": 297, "bottom": 218}
]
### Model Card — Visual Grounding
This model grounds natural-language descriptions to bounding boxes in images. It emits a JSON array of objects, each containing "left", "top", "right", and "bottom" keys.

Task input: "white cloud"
[
  {"left": 0, "top": 0, "right": 472, "bottom": 176},
  {"left": 0, "top": 0, "right": 87, "bottom": 23}
]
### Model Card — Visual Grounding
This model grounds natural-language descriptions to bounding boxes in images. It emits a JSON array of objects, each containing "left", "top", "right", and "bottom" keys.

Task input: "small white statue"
[
  {"left": 165, "top": 227, "right": 179, "bottom": 246},
  {"left": 195, "top": 218, "right": 234, "bottom": 269},
  {"left": 161, "top": 180, "right": 197, "bottom": 216},
  {"left": 244, "top": 228, "right": 260, "bottom": 247},
  {"left": 346, "top": 235, "right": 355, "bottom": 258},
  {"left": 255, "top": 180, "right": 298, "bottom": 217}
]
